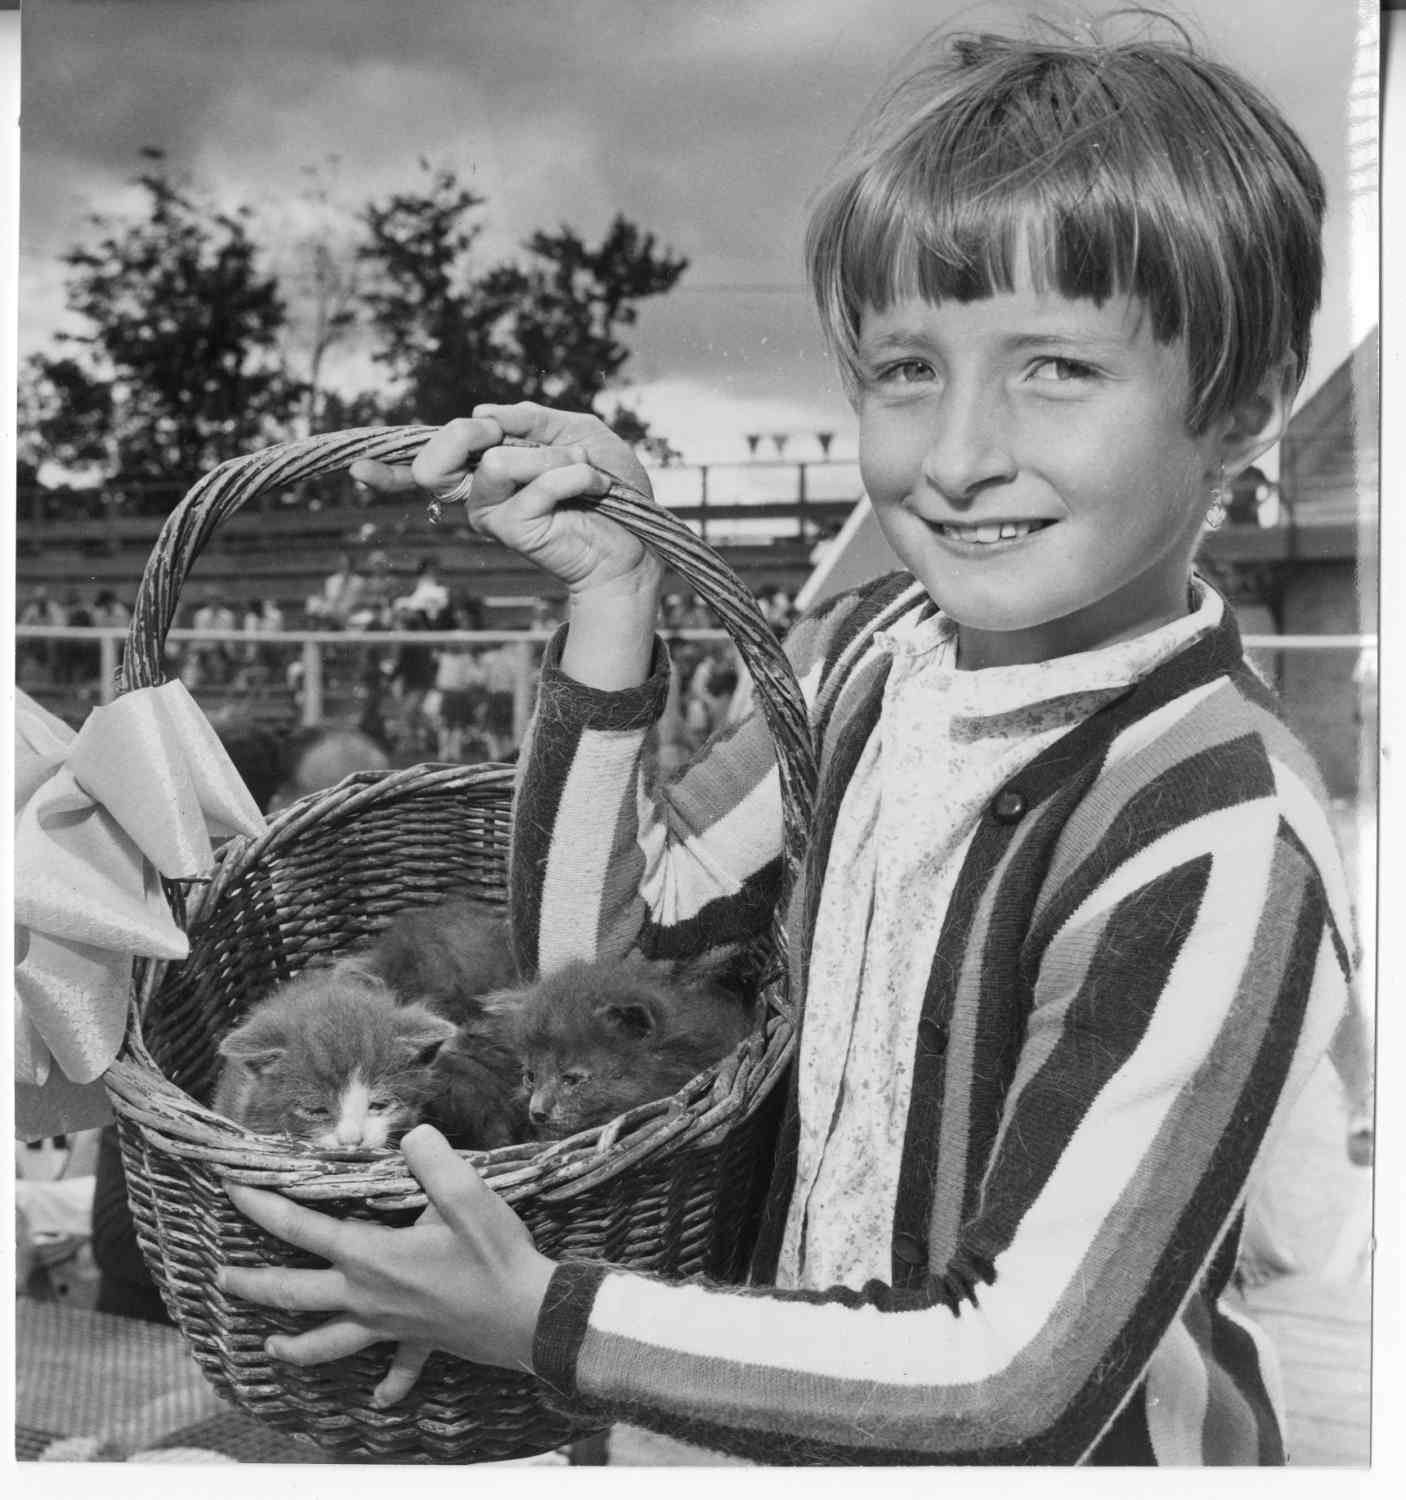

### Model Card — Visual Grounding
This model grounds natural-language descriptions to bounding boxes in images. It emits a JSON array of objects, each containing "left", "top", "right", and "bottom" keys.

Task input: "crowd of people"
[{"left": 15, "top": 551, "right": 767, "bottom": 773}]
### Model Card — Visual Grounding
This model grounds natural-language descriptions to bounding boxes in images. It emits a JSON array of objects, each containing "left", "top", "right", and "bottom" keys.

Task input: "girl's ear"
[{"left": 1216, "top": 357, "right": 1297, "bottom": 476}]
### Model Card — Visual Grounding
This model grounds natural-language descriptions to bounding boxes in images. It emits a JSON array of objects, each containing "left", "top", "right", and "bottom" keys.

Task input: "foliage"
[
  {"left": 355, "top": 163, "right": 687, "bottom": 437},
  {"left": 20, "top": 155, "right": 687, "bottom": 508},
  {"left": 22, "top": 155, "right": 305, "bottom": 507}
]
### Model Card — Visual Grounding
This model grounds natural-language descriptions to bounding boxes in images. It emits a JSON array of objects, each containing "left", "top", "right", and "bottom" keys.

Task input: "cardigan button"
[
  {"left": 918, "top": 1018, "right": 949, "bottom": 1055},
  {"left": 992, "top": 788, "right": 1028, "bottom": 824},
  {"left": 893, "top": 1233, "right": 927, "bottom": 1267}
]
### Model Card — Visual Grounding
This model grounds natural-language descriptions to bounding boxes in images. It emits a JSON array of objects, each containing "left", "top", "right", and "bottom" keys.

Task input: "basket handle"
[{"left": 121, "top": 425, "right": 818, "bottom": 894}]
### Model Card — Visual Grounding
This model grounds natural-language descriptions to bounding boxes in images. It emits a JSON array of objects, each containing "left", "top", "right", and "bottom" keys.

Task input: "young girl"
[{"left": 222, "top": 19, "right": 1353, "bottom": 1465}]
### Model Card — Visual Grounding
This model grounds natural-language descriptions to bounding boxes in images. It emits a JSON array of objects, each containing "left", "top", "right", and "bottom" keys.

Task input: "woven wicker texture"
[{"left": 102, "top": 427, "right": 818, "bottom": 1463}]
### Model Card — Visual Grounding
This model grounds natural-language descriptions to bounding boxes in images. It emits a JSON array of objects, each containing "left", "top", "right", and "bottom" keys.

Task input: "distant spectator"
[
  {"left": 18, "top": 585, "right": 64, "bottom": 628},
  {"left": 435, "top": 632, "right": 487, "bottom": 763},
  {"left": 456, "top": 591, "right": 487, "bottom": 632},
  {"left": 91, "top": 589, "right": 131, "bottom": 629},
  {"left": 309, "top": 551, "right": 366, "bottom": 628},
  {"left": 348, "top": 549, "right": 394, "bottom": 629},
  {"left": 477, "top": 641, "right": 526, "bottom": 760},
  {"left": 758, "top": 584, "right": 797, "bottom": 637},
  {"left": 660, "top": 593, "right": 688, "bottom": 632},
  {"left": 17, "top": 586, "right": 65, "bottom": 678},
  {"left": 530, "top": 595, "right": 563, "bottom": 631},
  {"left": 57, "top": 589, "right": 98, "bottom": 687},
  {"left": 267, "top": 724, "right": 392, "bottom": 813},
  {"left": 684, "top": 649, "right": 742, "bottom": 742},
  {"left": 238, "top": 596, "right": 285, "bottom": 684},
  {"left": 388, "top": 603, "right": 439, "bottom": 752},
  {"left": 681, "top": 592, "right": 714, "bottom": 630},
  {"left": 395, "top": 556, "right": 450, "bottom": 624},
  {"left": 190, "top": 591, "right": 238, "bottom": 687}
]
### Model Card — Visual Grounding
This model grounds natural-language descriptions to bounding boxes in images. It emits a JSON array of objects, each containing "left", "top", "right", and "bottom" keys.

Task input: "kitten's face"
[
  {"left": 520, "top": 1044, "right": 641, "bottom": 1141},
  {"left": 217, "top": 967, "right": 455, "bottom": 1149},
  {"left": 512, "top": 961, "right": 677, "bottom": 1139},
  {"left": 275, "top": 1066, "right": 421, "bottom": 1150}
]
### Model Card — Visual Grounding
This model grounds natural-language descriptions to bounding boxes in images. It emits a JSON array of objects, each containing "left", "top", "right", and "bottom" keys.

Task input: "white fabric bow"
[{"left": 13, "top": 684, "right": 266, "bottom": 1139}]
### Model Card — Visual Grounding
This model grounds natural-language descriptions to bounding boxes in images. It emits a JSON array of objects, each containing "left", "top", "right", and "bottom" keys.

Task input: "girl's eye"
[
  {"left": 875, "top": 358, "right": 936, "bottom": 386},
  {"left": 1028, "top": 356, "right": 1098, "bottom": 384}
]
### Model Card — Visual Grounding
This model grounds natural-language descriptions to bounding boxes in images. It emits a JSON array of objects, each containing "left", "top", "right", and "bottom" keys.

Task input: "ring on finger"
[{"left": 440, "top": 473, "right": 477, "bottom": 508}]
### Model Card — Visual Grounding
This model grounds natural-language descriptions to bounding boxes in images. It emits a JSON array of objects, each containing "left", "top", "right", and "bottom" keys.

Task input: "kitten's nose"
[{"left": 528, "top": 1093, "right": 550, "bottom": 1126}]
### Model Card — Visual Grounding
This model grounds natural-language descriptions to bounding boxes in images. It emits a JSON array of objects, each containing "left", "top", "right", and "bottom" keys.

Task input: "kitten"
[
  {"left": 214, "top": 896, "right": 529, "bottom": 1150},
  {"left": 357, "top": 896, "right": 527, "bottom": 1149},
  {"left": 213, "top": 964, "right": 456, "bottom": 1149},
  {"left": 501, "top": 951, "right": 755, "bottom": 1140}
]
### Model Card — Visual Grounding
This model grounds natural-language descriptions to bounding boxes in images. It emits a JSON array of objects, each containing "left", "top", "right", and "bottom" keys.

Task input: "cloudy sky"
[{"left": 18, "top": 0, "right": 1377, "bottom": 465}]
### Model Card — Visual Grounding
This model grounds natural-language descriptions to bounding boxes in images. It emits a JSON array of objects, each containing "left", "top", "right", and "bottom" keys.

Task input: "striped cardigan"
[{"left": 512, "top": 573, "right": 1352, "bottom": 1465}]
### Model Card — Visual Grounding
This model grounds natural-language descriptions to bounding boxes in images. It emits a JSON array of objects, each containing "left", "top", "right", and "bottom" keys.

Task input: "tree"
[
  {"left": 22, "top": 153, "right": 305, "bottom": 507},
  {"left": 356, "top": 163, "right": 687, "bottom": 435}
]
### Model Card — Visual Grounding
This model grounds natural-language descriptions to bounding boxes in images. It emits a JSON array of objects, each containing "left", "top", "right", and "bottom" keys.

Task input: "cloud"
[{"left": 18, "top": 0, "right": 1371, "bottom": 457}]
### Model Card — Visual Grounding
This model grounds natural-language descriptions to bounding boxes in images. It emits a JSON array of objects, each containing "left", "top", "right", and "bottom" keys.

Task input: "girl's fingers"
[
  {"left": 372, "top": 1342, "right": 432, "bottom": 1408},
  {"left": 471, "top": 443, "right": 607, "bottom": 508},
  {"left": 398, "top": 1125, "right": 502, "bottom": 1243},
  {"left": 265, "top": 1317, "right": 382, "bottom": 1367},
  {"left": 470, "top": 401, "right": 569, "bottom": 443},
  {"left": 349, "top": 458, "right": 419, "bottom": 494},
  {"left": 225, "top": 1182, "right": 352, "bottom": 1260},
  {"left": 220, "top": 1263, "right": 349, "bottom": 1312},
  {"left": 409, "top": 416, "right": 506, "bottom": 494}
]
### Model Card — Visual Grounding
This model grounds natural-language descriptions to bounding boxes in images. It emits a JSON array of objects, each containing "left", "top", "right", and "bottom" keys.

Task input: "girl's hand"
[
  {"left": 218, "top": 1125, "right": 555, "bottom": 1406},
  {"left": 350, "top": 403, "right": 663, "bottom": 603}
]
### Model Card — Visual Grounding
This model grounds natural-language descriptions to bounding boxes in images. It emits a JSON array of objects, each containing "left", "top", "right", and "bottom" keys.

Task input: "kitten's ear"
[
  {"left": 671, "top": 940, "right": 749, "bottom": 990},
  {"left": 596, "top": 999, "right": 658, "bottom": 1041},
  {"left": 396, "top": 1004, "right": 457, "bottom": 1067},
  {"left": 217, "top": 1019, "right": 287, "bottom": 1076}
]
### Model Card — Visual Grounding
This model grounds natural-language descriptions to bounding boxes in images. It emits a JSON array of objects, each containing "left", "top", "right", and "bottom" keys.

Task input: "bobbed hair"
[{"left": 806, "top": 15, "right": 1326, "bottom": 433}]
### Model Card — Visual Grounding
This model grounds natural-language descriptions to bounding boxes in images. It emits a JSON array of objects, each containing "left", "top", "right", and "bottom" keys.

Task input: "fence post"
[
  {"left": 796, "top": 463, "right": 809, "bottom": 542},
  {"left": 99, "top": 632, "right": 119, "bottom": 704},
  {"left": 301, "top": 639, "right": 323, "bottom": 727}
]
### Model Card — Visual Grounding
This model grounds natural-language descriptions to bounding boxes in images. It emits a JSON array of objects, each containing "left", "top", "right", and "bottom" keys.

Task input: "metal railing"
[
  {"left": 14, "top": 624, "right": 736, "bottom": 734},
  {"left": 16, "top": 623, "right": 1377, "bottom": 732}
]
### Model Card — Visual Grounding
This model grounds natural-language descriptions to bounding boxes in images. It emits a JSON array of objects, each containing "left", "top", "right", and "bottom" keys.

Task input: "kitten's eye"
[
  {"left": 522, "top": 1068, "right": 535, "bottom": 1087},
  {"left": 368, "top": 1099, "right": 393, "bottom": 1114},
  {"left": 293, "top": 1103, "right": 331, "bottom": 1121},
  {"left": 561, "top": 1071, "right": 586, "bottom": 1089}
]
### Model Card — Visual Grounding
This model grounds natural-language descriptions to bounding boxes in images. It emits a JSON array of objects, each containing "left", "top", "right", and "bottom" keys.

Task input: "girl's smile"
[{"left": 854, "top": 278, "right": 1285, "bottom": 671}]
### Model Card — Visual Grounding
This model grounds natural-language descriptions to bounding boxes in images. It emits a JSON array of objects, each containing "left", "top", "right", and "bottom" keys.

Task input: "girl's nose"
[{"left": 920, "top": 388, "right": 1016, "bottom": 504}]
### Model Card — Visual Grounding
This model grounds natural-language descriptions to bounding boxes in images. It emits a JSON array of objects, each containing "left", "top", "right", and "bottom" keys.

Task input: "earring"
[{"left": 1205, "top": 464, "right": 1228, "bottom": 531}]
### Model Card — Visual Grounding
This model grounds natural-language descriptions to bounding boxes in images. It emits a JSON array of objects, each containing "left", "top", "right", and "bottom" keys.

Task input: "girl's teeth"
[{"left": 941, "top": 520, "right": 1041, "bottom": 543}]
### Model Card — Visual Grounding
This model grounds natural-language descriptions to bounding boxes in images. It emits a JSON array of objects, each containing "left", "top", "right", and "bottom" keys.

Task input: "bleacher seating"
[{"left": 16, "top": 493, "right": 839, "bottom": 628}]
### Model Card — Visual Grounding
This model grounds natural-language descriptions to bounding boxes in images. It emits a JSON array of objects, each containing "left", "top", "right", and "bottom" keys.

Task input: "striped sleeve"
[
  {"left": 510, "top": 628, "right": 787, "bottom": 975},
  {"left": 530, "top": 714, "right": 1351, "bottom": 1464},
  {"left": 510, "top": 578, "right": 925, "bottom": 976}
]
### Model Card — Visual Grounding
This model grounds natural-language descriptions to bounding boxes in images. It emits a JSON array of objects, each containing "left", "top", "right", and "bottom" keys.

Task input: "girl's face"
[{"left": 855, "top": 279, "right": 1231, "bottom": 669}]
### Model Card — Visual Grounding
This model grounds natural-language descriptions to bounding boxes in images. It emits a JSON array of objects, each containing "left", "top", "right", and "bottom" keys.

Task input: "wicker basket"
[{"left": 101, "top": 427, "right": 818, "bottom": 1463}]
